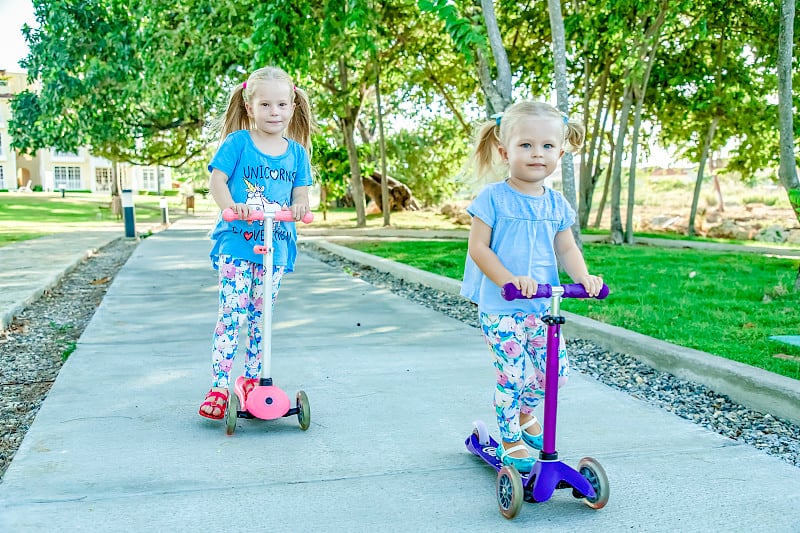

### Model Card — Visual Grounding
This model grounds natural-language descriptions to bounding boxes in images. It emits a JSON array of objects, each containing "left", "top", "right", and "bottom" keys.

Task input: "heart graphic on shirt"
[
  {"left": 243, "top": 231, "right": 253, "bottom": 241},
  {"left": 270, "top": 169, "right": 279, "bottom": 179}
]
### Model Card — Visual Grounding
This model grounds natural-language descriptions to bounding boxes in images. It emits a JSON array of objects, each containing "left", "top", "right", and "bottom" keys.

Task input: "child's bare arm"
[
  {"left": 554, "top": 229, "right": 603, "bottom": 296},
  {"left": 468, "top": 217, "right": 537, "bottom": 296},
  {"left": 210, "top": 169, "right": 250, "bottom": 219},
  {"left": 290, "top": 186, "right": 310, "bottom": 221}
]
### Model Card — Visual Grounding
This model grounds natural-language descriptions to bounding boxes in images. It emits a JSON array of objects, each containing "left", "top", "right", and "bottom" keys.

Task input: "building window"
[
  {"left": 0, "top": 166, "right": 5, "bottom": 189},
  {"left": 53, "top": 149, "right": 80, "bottom": 158},
  {"left": 141, "top": 167, "right": 158, "bottom": 191},
  {"left": 95, "top": 168, "right": 112, "bottom": 193},
  {"left": 54, "top": 166, "right": 81, "bottom": 189}
]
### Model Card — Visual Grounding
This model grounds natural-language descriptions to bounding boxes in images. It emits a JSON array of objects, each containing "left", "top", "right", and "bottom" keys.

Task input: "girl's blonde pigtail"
[
  {"left": 287, "top": 87, "right": 318, "bottom": 157},
  {"left": 472, "top": 120, "right": 502, "bottom": 179},
  {"left": 563, "top": 119, "right": 586, "bottom": 153},
  {"left": 219, "top": 85, "right": 250, "bottom": 145}
]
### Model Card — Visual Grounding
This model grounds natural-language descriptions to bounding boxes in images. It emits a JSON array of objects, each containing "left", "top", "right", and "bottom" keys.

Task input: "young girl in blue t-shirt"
[
  {"left": 199, "top": 66, "right": 316, "bottom": 420},
  {"left": 460, "top": 101, "right": 604, "bottom": 471}
]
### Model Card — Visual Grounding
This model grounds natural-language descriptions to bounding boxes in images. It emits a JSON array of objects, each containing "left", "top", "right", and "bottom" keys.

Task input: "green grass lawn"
[
  {"left": 0, "top": 192, "right": 183, "bottom": 247},
  {"left": 346, "top": 240, "right": 800, "bottom": 381}
]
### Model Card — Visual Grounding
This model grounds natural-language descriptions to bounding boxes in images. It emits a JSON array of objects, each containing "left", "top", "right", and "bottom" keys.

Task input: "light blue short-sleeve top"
[
  {"left": 460, "top": 181, "right": 576, "bottom": 315},
  {"left": 207, "top": 130, "right": 313, "bottom": 272}
]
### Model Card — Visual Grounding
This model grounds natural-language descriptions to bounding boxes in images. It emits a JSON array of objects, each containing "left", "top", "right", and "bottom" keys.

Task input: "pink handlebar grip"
[{"left": 222, "top": 208, "right": 313, "bottom": 224}]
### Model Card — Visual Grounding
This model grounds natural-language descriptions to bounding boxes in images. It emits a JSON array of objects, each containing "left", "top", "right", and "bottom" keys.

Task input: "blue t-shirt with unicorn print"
[{"left": 208, "top": 130, "right": 312, "bottom": 272}]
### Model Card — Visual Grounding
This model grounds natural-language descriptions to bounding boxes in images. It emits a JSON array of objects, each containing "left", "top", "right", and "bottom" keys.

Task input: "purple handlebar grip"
[
  {"left": 222, "top": 208, "right": 313, "bottom": 224},
  {"left": 501, "top": 282, "right": 609, "bottom": 301}
]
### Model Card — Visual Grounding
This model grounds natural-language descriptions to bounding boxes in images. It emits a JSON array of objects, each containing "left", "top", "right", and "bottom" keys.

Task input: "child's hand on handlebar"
[
  {"left": 505, "top": 276, "right": 538, "bottom": 298},
  {"left": 576, "top": 274, "right": 604, "bottom": 297},
  {"left": 289, "top": 202, "right": 310, "bottom": 222},
  {"left": 227, "top": 203, "right": 252, "bottom": 222}
]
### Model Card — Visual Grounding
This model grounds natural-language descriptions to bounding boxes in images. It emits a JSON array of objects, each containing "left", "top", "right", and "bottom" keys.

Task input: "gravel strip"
[
  {"left": 0, "top": 238, "right": 137, "bottom": 479},
  {"left": 1, "top": 237, "right": 797, "bottom": 483},
  {"left": 299, "top": 242, "right": 800, "bottom": 468}
]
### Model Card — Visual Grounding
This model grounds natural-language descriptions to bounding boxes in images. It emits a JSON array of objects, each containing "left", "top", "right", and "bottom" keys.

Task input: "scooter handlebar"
[
  {"left": 501, "top": 282, "right": 609, "bottom": 301},
  {"left": 222, "top": 208, "right": 313, "bottom": 224}
]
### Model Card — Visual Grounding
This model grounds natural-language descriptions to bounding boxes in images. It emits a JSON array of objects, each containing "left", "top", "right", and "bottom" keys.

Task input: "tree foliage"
[
  {"left": 6, "top": 0, "right": 798, "bottom": 234},
  {"left": 10, "top": 0, "right": 233, "bottom": 167}
]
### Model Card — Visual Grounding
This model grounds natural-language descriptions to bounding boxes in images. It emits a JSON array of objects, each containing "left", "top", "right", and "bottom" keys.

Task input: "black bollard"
[{"left": 122, "top": 189, "right": 136, "bottom": 238}]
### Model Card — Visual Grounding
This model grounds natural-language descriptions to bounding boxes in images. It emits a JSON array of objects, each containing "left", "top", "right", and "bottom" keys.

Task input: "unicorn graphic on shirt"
[{"left": 242, "top": 178, "right": 281, "bottom": 222}]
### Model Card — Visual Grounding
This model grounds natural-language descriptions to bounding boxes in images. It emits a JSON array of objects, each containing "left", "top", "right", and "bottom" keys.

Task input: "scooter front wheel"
[
  {"left": 296, "top": 390, "right": 311, "bottom": 431},
  {"left": 574, "top": 457, "right": 609, "bottom": 509},
  {"left": 225, "top": 390, "right": 239, "bottom": 436},
  {"left": 496, "top": 465, "right": 523, "bottom": 519}
]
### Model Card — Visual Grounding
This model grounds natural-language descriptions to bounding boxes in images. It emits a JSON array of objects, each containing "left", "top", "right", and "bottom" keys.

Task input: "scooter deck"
[
  {"left": 465, "top": 428, "right": 597, "bottom": 503},
  {"left": 465, "top": 431, "right": 508, "bottom": 473}
]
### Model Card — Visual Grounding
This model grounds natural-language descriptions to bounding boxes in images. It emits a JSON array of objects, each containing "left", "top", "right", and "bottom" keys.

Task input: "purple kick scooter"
[{"left": 465, "top": 282, "right": 611, "bottom": 519}]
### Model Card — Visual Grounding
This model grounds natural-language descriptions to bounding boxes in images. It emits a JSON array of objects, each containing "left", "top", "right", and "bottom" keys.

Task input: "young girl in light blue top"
[
  {"left": 199, "top": 66, "right": 316, "bottom": 420},
  {"left": 461, "top": 101, "right": 604, "bottom": 472}
]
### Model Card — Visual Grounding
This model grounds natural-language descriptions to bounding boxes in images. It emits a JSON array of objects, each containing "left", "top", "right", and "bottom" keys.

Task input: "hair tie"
[
  {"left": 242, "top": 81, "right": 247, "bottom": 89},
  {"left": 294, "top": 85, "right": 298, "bottom": 92},
  {"left": 562, "top": 114, "right": 569, "bottom": 125},
  {"left": 491, "top": 113, "right": 503, "bottom": 126}
]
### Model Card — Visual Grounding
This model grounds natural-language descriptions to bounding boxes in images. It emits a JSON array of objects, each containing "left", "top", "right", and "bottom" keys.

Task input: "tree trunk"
[
  {"left": 342, "top": 117, "right": 366, "bottom": 227},
  {"left": 480, "top": 0, "right": 512, "bottom": 110},
  {"left": 625, "top": 95, "right": 643, "bottom": 245},
  {"left": 710, "top": 159, "right": 725, "bottom": 212},
  {"left": 777, "top": 0, "right": 800, "bottom": 289},
  {"left": 547, "top": 0, "right": 581, "bottom": 249},
  {"left": 375, "top": 59, "right": 390, "bottom": 226},
  {"left": 688, "top": 117, "right": 719, "bottom": 236},
  {"left": 610, "top": 86, "right": 633, "bottom": 244},
  {"left": 591, "top": 101, "right": 615, "bottom": 228},
  {"left": 593, "top": 158, "right": 613, "bottom": 229},
  {"left": 580, "top": 65, "right": 609, "bottom": 228},
  {"left": 338, "top": 57, "right": 366, "bottom": 227},
  {"left": 625, "top": 42, "right": 659, "bottom": 244}
]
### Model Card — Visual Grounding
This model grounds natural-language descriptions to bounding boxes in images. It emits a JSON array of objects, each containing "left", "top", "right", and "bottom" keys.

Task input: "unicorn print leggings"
[
  {"left": 479, "top": 311, "right": 569, "bottom": 443},
  {"left": 211, "top": 255, "right": 285, "bottom": 389}
]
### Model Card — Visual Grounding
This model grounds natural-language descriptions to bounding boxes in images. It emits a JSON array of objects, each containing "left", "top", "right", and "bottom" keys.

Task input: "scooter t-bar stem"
[
  {"left": 222, "top": 208, "right": 314, "bottom": 224},
  {"left": 501, "top": 282, "right": 609, "bottom": 301}
]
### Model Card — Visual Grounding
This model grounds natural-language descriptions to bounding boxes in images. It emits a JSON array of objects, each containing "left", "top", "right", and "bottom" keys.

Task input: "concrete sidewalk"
[
  {"left": 0, "top": 229, "right": 122, "bottom": 331},
  {"left": 1, "top": 217, "right": 798, "bottom": 532}
]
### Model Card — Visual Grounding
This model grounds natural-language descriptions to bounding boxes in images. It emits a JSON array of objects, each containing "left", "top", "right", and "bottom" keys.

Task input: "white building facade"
[{"left": 0, "top": 70, "right": 172, "bottom": 193}]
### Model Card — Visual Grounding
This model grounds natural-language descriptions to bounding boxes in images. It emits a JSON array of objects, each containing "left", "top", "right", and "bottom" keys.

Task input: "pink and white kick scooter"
[{"left": 221, "top": 206, "right": 313, "bottom": 436}]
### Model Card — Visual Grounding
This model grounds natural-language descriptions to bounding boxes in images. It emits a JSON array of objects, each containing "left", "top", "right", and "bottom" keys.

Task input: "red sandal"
[
  {"left": 198, "top": 389, "right": 228, "bottom": 420},
  {"left": 234, "top": 377, "right": 258, "bottom": 405}
]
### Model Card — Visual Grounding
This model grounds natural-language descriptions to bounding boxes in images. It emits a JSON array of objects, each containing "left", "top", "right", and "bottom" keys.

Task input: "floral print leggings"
[
  {"left": 211, "top": 255, "right": 285, "bottom": 389},
  {"left": 479, "top": 311, "right": 569, "bottom": 443}
]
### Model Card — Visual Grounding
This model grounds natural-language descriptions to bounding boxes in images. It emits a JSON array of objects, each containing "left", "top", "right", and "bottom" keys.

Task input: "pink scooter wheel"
[{"left": 246, "top": 386, "right": 291, "bottom": 420}]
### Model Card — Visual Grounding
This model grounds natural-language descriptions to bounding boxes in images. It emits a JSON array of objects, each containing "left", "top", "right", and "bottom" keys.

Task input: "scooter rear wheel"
[
  {"left": 472, "top": 420, "right": 490, "bottom": 446},
  {"left": 296, "top": 390, "right": 310, "bottom": 431},
  {"left": 225, "top": 390, "right": 239, "bottom": 436},
  {"left": 575, "top": 457, "right": 609, "bottom": 509},
  {"left": 496, "top": 465, "right": 523, "bottom": 519}
]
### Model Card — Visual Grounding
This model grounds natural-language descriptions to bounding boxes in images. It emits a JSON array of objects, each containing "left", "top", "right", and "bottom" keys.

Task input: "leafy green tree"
[
  {"left": 252, "top": 0, "right": 382, "bottom": 227},
  {"left": 385, "top": 115, "right": 470, "bottom": 206},
  {"left": 11, "top": 0, "right": 224, "bottom": 171},
  {"left": 650, "top": 0, "right": 780, "bottom": 236}
]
